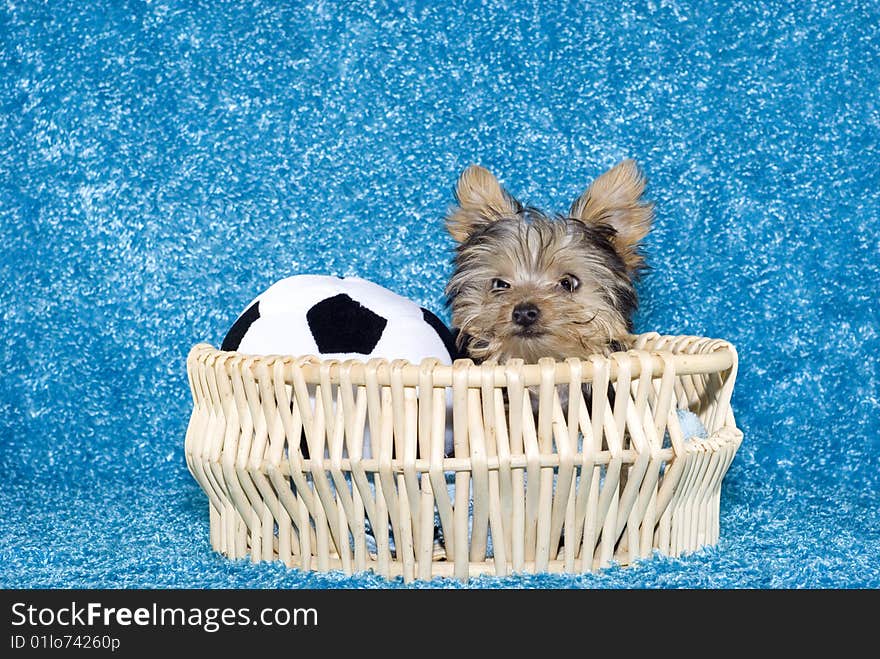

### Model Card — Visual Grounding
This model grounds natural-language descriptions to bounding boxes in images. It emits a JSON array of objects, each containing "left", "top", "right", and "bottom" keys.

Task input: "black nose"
[{"left": 512, "top": 302, "right": 540, "bottom": 327}]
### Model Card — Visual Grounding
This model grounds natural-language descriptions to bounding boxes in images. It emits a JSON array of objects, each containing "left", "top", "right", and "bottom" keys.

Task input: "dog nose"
[{"left": 512, "top": 302, "right": 540, "bottom": 327}]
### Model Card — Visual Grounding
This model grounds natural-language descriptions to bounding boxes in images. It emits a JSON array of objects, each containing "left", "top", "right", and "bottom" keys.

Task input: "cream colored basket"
[{"left": 184, "top": 332, "right": 742, "bottom": 583}]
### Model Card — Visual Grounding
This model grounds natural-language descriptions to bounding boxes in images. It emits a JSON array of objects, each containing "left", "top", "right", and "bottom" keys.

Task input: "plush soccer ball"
[
  {"left": 221, "top": 275, "right": 458, "bottom": 457},
  {"left": 221, "top": 274, "right": 459, "bottom": 364}
]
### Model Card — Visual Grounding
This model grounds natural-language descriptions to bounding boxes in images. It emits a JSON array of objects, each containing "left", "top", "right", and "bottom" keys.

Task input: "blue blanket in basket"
[{"left": 2, "top": 0, "right": 878, "bottom": 589}]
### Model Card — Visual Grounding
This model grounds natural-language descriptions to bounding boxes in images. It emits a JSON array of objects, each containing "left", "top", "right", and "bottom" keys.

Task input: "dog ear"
[
  {"left": 570, "top": 159, "right": 654, "bottom": 274},
  {"left": 446, "top": 165, "right": 520, "bottom": 243}
]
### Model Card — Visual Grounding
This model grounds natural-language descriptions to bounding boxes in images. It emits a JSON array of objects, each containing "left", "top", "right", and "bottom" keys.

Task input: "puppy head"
[{"left": 445, "top": 160, "right": 653, "bottom": 363}]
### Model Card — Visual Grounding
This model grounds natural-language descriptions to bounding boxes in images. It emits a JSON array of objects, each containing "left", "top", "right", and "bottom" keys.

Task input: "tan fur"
[
  {"left": 445, "top": 165, "right": 519, "bottom": 243},
  {"left": 569, "top": 159, "right": 654, "bottom": 274},
  {"left": 445, "top": 160, "right": 653, "bottom": 365},
  {"left": 447, "top": 217, "right": 635, "bottom": 363},
  {"left": 454, "top": 284, "right": 630, "bottom": 363}
]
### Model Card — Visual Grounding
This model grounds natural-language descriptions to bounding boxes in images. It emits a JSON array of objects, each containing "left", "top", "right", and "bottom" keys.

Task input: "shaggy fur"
[{"left": 445, "top": 160, "right": 654, "bottom": 364}]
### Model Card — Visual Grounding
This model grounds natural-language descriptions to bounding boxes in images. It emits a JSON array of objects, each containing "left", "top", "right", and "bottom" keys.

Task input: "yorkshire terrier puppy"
[{"left": 445, "top": 159, "right": 653, "bottom": 365}]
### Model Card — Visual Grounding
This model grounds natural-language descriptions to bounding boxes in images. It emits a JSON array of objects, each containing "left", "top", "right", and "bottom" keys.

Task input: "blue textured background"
[{"left": 2, "top": 0, "right": 878, "bottom": 589}]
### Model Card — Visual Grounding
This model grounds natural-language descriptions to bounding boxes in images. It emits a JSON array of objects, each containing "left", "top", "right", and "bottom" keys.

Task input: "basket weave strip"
[{"left": 184, "top": 332, "right": 742, "bottom": 583}]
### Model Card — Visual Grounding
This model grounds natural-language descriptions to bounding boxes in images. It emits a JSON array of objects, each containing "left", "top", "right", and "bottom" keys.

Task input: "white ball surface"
[{"left": 222, "top": 275, "right": 456, "bottom": 366}]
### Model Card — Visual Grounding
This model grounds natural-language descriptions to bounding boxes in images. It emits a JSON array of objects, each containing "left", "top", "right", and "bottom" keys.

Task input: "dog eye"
[
  {"left": 491, "top": 278, "right": 510, "bottom": 291},
  {"left": 559, "top": 275, "right": 580, "bottom": 292}
]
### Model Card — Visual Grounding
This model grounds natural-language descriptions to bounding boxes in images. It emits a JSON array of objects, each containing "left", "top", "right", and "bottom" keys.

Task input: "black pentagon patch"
[
  {"left": 221, "top": 300, "right": 260, "bottom": 351},
  {"left": 420, "top": 307, "right": 461, "bottom": 360},
  {"left": 307, "top": 294, "right": 387, "bottom": 355}
]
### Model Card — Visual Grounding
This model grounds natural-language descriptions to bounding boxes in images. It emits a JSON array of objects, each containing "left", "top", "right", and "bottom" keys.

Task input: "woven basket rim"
[{"left": 187, "top": 331, "right": 737, "bottom": 386}]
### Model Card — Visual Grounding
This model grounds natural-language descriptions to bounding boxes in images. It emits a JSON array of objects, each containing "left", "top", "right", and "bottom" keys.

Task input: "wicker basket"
[{"left": 184, "top": 332, "right": 742, "bottom": 583}]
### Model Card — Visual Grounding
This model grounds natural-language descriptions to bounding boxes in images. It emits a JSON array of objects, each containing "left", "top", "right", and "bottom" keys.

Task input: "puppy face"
[{"left": 445, "top": 160, "right": 653, "bottom": 363}]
